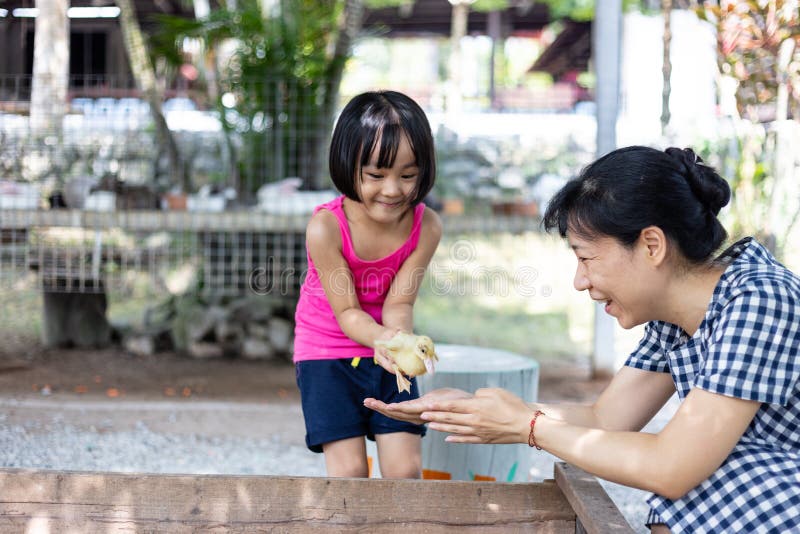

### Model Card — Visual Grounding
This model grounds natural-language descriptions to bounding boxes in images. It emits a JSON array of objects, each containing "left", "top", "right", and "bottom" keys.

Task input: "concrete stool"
[
  {"left": 367, "top": 344, "right": 539, "bottom": 481},
  {"left": 417, "top": 344, "right": 539, "bottom": 482}
]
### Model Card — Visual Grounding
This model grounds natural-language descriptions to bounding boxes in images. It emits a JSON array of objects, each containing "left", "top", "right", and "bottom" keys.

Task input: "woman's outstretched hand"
[
  {"left": 414, "top": 387, "right": 533, "bottom": 445},
  {"left": 364, "top": 388, "right": 473, "bottom": 425}
]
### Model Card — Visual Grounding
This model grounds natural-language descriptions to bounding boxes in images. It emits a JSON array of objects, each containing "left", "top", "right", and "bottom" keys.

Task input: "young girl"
[
  {"left": 367, "top": 146, "right": 800, "bottom": 532},
  {"left": 293, "top": 90, "right": 442, "bottom": 478}
]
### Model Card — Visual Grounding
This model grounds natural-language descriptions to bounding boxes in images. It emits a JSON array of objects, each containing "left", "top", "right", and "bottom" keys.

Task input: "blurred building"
[{"left": 0, "top": 1, "right": 201, "bottom": 99}]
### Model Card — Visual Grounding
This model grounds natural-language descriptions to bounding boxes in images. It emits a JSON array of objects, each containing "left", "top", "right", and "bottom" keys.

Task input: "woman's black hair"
[
  {"left": 543, "top": 146, "right": 732, "bottom": 263},
  {"left": 328, "top": 90, "right": 435, "bottom": 205}
]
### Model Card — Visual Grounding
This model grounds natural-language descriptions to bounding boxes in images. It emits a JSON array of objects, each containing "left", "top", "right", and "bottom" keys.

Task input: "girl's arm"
[
  {"left": 381, "top": 207, "right": 442, "bottom": 333},
  {"left": 422, "top": 375, "right": 760, "bottom": 500},
  {"left": 305, "top": 210, "right": 392, "bottom": 348}
]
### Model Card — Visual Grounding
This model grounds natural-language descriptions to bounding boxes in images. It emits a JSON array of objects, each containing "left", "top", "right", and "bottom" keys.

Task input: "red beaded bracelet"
[{"left": 528, "top": 410, "right": 545, "bottom": 449}]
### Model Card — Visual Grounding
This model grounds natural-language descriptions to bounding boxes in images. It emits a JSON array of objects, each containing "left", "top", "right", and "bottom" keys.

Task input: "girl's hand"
[
  {"left": 373, "top": 327, "right": 402, "bottom": 374},
  {"left": 418, "top": 388, "right": 533, "bottom": 444},
  {"left": 364, "top": 388, "right": 473, "bottom": 425}
]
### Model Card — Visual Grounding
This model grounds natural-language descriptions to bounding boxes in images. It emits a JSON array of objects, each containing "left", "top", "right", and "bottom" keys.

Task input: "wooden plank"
[
  {"left": 0, "top": 469, "right": 575, "bottom": 533},
  {"left": 554, "top": 463, "right": 635, "bottom": 534}
]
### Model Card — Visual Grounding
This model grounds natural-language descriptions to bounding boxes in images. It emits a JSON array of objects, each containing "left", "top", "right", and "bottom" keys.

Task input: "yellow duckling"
[{"left": 375, "top": 332, "right": 438, "bottom": 393}]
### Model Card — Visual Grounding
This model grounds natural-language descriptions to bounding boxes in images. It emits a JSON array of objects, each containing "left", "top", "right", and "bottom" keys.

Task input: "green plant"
[
  {"left": 692, "top": 1, "right": 800, "bottom": 257},
  {"left": 151, "top": 0, "right": 362, "bottom": 196},
  {"left": 693, "top": 0, "right": 800, "bottom": 121}
]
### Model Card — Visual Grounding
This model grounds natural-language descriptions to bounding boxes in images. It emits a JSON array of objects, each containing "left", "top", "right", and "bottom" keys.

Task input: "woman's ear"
[{"left": 639, "top": 226, "right": 668, "bottom": 266}]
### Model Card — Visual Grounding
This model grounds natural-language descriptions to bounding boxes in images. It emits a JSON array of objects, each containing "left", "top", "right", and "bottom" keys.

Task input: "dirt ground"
[
  {"left": 0, "top": 343, "right": 610, "bottom": 405},
  {"left": 0, "top": 344, "right": 614, "bottom": 472}
]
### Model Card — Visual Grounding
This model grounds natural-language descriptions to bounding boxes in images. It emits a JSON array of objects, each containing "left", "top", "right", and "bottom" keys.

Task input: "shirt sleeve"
[
  {"left": 624, "top": 321, "right": 670, "bottom": 373},
  {"left": 695, "top": 281, "right": 800, "bottom": 405}
]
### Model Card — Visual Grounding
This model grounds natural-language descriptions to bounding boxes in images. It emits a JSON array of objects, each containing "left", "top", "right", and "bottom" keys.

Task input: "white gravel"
[{"left": 0, "top": 394, "right": 678, "bottom": 532}]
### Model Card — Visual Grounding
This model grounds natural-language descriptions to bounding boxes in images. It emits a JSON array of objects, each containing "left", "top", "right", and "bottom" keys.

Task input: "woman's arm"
[
  {"left": 424, "top": 384, "right": 761, "bottom": 500},
  {"left": 535, "top": 389, "right": 760, "bottom": 499},
  {"left": 537, "top": 365, "right": 676, "bottom": 430},
  {"left": 305, "top": 210, "right": 393, "bottom": 348},
  {"left": 366, "top": 366, "right": 675, "bottom": 430},
  {"left": 381, "top": 207, "right": 442, "bottom": 333}
]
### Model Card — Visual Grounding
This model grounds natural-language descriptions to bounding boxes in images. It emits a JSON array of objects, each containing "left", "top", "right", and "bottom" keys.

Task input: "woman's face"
[{"left": 568, "top": 231, "right": 658, "bottom": 329}]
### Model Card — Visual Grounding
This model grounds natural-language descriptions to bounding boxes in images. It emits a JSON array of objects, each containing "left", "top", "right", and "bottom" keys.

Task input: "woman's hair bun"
[{"left": 665, "top": 147, "right": 731, "bottom": 215}]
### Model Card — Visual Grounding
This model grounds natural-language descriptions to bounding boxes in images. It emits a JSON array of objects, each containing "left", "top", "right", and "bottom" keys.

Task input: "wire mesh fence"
[
  {"left": 0, "top": 69, "right": 592, "bottom": 357},
  {"left": 0, "top": 73, "right": 592, "bottom": 296},
  {"left": 1, "top": 75, "right": 334, "bottom": 197},
  {"left": 0, "top": 209, "right": 309, "bottom": 296}
]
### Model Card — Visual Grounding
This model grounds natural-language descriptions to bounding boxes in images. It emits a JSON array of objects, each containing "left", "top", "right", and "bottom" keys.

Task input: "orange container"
[{"left": 422, "top": 469, "right": 452, "bottom": 480}]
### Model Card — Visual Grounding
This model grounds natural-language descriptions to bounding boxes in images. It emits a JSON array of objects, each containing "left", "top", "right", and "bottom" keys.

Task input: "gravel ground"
[{"left": 0, "top": 393, "right": 679, "bottom": 532}]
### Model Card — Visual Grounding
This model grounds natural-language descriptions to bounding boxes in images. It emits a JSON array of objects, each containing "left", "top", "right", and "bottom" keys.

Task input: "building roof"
[
  {"left": 0, "top": 0, "right": 201, "bottom": 31},
  {"left": 363, "top": 0, "right": 552, "bottom": 37},
  {"left": 529, "top": 20, "right": 591, "bottom": 78}
]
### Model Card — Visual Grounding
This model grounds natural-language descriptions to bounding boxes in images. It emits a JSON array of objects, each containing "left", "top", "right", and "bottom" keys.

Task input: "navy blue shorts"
[{"left": 295, "top": 357, "right": 426, "bottom": 453}]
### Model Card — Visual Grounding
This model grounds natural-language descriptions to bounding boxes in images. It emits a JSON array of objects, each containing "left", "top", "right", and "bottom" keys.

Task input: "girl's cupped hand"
[{"left": 372, "top": 328, "right": 402, "bottom": 374}]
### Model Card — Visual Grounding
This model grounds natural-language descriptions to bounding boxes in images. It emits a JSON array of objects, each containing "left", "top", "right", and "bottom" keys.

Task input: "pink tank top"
[{"left": 293, "top": 195, "right": 426, "bottom": 362}]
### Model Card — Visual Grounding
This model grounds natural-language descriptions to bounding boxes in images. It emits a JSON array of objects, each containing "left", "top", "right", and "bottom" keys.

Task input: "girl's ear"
[{"left": 639, "top": 226, "right": 668, "bottom": 266}]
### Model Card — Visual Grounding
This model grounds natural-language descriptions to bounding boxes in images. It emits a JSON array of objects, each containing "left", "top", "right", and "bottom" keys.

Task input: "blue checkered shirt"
[{"left": 625, "top": 238, "right": 800, "bottom": 532}]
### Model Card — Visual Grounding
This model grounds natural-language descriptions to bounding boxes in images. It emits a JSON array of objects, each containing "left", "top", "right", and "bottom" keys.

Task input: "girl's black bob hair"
[
  {"left": 543, "top": 145, "right": 732, "bottom": 264},
  {"left": 329, "top": 90, "right": 435, "bottom": 205}
]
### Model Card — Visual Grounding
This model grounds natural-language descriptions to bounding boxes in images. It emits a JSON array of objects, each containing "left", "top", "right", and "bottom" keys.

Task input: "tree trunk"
[
  {"left": 487, "top": 10, "right": 502, "bottom": 111},
  {"left": 313, "top": 0, "right": 364, "bottom": 189},
  {"left": 116, "top": 0, "right": 188, "bottom": 192},
  {"left": 660, "top": 0, "right": 672, "bottom": 134},
  {"left": 30, "top": 0, "right": 69, "bottom": 137},
  {"left": 447, "top": 1, "right": 470, "bottom": 118}
]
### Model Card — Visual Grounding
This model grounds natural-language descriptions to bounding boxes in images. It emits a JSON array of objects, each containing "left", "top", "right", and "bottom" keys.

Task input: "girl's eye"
[
  {"left": 401, "top": 174, "right": 418, "bottom": 180},
  {"left": 366, "top": 173, "right": 383, "bottom": 179}
]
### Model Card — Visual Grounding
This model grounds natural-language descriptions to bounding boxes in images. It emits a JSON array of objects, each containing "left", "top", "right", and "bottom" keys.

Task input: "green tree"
[
  {"left": 152, "top": 0, "right": 364, "bottom": 195},
  {"left": 693, "top": 0, "right": 800, "bottom": 256},
  {"left": 694, "top": 0, "right": 800, "bottom": 121},
  {"left": 117, "top": 0, "right": 187, "bottom": 191}
]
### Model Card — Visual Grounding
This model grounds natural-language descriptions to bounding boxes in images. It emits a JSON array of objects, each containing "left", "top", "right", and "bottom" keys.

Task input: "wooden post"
[
  {"left": 591, "top": 0, "right": 622, "bottom": 378},
  {"left": 30, "top": 0, "right": 69, "bottom": 135},
  {"left": 555, "top": 463, "right": 634, "bottom": 533}
]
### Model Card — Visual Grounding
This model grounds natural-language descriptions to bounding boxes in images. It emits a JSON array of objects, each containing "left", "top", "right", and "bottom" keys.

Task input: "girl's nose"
[{"left": 383, "top": 176, "right": 402, "bottom": 195}]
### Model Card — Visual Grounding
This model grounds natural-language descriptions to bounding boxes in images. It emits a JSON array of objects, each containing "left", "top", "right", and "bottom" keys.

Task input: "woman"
[{"left": 364, "top": 146, "right": 800, "bottom": 532}]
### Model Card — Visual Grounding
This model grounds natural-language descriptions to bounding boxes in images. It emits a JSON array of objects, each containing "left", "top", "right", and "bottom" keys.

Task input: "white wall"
[{"left": 619, "top": 10, "right": 718, "bottom": 148}]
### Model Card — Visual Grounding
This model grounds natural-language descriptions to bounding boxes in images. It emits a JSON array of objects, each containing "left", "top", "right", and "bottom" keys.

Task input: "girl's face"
[
  {"left": 356, "top": 133, "right": 419, "bottom": 223},
  {"left": 568, "top": 231, "right": 660, "bottom": 329}
]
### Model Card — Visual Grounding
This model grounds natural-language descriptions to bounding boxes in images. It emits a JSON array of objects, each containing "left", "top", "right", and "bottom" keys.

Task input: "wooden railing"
[{"left": 0, "top": 463, "right": 633, "bottom": 533}]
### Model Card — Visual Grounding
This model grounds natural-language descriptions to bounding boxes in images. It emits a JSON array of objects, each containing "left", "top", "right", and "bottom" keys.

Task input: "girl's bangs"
[{"left": 361, "top": 122, "right": 404, "bottom": 169}]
